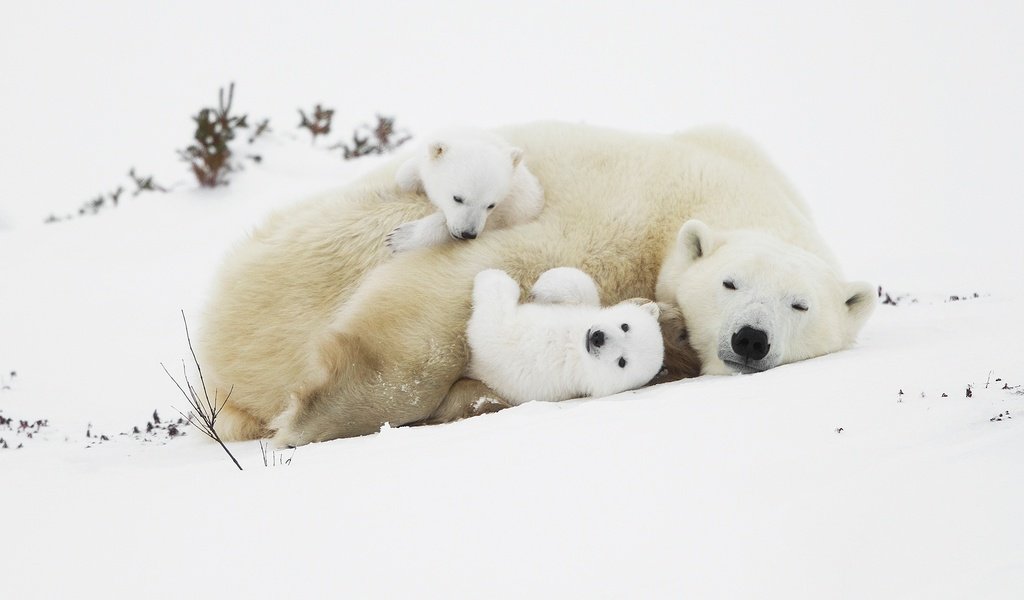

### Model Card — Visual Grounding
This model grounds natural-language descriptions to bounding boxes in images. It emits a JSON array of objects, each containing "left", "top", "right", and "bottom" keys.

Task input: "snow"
[{"left": 2, "top": 1, "right": 1023, "bottom": 598}]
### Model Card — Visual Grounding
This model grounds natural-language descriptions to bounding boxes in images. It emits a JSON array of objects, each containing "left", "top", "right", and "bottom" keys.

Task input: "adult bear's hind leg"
[{"left": 413, "top": 378, "right": 512, "bottom": 426}]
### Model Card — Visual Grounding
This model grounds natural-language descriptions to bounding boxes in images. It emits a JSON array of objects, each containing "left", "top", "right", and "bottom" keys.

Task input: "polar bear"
[
  {"left": 198, "top": 122, "right": 873, "bottom": 445},
  {"left": 386, "top": 129, "right": 545, "bottom": 252},
  {"left": 466, "top": 268, "right": 664, "bottom": 405},
  {"left": 656, "top": 220, "right": 876, "bottom": 375}
]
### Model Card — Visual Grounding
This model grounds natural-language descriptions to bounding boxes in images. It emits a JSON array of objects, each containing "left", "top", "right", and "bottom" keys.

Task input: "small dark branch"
[
  {"left": 370, "top": 114, "right": 411, "bottom": 152},
  {"left": 248, "top": 118, "right": 271, "bottom": 143},
  {"left": 985, "top": 371, "right": 992, "bottom": 389},
  {"left": 298, "top": 104, "right": 334, "bottom": 142},
  {"left": 109, "top": 186, "right": 124, "bottom": 207},
  {"left": 258, "top": 438, "right": 295, "bottom": 467},
  {"left": 128, "top": 168, "right": 169, "bottom": 196},
  {"left": 85, "top": 194, "right": 105, "bottom": 215},
  {"left": 162, "top": 311, "right": 242, "bottom": 470},
  {"left": 331, "top": 114, "right": 412, "bottom": 160}
]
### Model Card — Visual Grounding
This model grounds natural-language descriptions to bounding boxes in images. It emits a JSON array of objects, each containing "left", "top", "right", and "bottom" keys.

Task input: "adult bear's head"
[{"left": 655, "top": 219, "right": 875, "bottom": 375}]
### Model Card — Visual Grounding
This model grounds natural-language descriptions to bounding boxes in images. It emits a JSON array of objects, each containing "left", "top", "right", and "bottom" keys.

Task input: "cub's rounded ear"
[
  {"left": 844, "top": 281, "right": 877, "bottom": 336},
  {"left": 510, "top": 147, "right": 524, "bottom": 168},
  {"left": 676, "top": 219, "right": 716, "bottom": 262},
  {"left": 639, "top": 301, "right": 660, "bottom": 319},
  {"left": 429, "top": 142, "right": 448, "bottom": 160}
]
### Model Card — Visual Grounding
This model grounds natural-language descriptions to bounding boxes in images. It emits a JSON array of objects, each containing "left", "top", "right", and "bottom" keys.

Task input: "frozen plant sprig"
[{"left": 161, "top": 310, "right": 242, "bottom": 470}]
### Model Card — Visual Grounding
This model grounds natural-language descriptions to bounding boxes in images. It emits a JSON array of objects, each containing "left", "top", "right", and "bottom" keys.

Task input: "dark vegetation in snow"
[
  {"left": 83, "top": 409, "right": 189, "bottom": 449},
  {"left": 45, "top": 83, "right": 412, "bottom": 223},
  {"left": 331, "top": 113, "right": 412, "bottom": 159},
  {"left": 877, "top": 286, "right": 985, "bottom": 307},
  {"left": 177, "top": 82, "right": 258, "bottom": 188},
  {"left": 44, "top": 168, "right": 168, "bottom": 223},
  {"left": 0, "top": 415, "right": 47, "bottom": 450},
  {"left": 896, "top": 373, "right": 1020, "bottom": 421},
  {"left": 298, "top": 104, "right": 335, "bottom": 142}
]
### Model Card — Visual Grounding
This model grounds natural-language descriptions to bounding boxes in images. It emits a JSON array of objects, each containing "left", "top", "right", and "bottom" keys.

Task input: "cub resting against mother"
[{"left": 197, "top": 122, "right": 874, "bottom": 445}]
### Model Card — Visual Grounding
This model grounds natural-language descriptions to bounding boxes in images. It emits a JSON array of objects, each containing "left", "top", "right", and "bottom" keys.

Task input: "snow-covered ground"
[{"left": 1, "top": 2, "right": 1022, "bottom": 598}]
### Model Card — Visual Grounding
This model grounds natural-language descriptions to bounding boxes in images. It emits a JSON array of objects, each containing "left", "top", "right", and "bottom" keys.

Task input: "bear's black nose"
[
  {"left": 731, "top": 326, "right": 770, "bottom": 361},
  {"left": 459, "top": 231, "right": 477, "bottom": 240},
  {"left": 589, "top": 329, "right": 605, "bottom": 349}
]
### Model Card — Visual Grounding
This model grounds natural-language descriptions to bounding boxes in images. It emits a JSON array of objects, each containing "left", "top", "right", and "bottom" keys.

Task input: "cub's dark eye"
[
  {"left": 792, "top": 302, "right": 808, "bottom": 312},
  {"left": 723, "top": 280, "right": 736, "bottom": 290},
  {"left": 453, "top": 196, "right": 464, "bottom": 204},
  {"left": 618, "top": 357, "right": 627, "bottom": 368},
  {"left": 620, "top": 323, "right": 629, "bottom": 332},
  {"left": 487, "top": 203, "right": 495, "bottom": 210}
]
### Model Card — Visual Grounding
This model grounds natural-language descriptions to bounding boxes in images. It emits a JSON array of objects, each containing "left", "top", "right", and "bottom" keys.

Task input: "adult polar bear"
[{"left": 199, "top": 122, "right": 874, "bottom": 445}]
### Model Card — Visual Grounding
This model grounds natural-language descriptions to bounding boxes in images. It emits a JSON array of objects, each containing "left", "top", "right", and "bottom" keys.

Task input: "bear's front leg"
[
  {"left": 386, "top": 212, "right": 451, "bottom": 253},
  {"left": 470, "top": 269, "right": 523, "bottom": 321},
  {"left": 394, "top": 157, "right": 423, "bottom": 192}
]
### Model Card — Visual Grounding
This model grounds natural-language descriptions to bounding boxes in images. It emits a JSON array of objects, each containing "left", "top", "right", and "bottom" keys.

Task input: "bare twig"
[
  {"left": 128, "top": 168, "right": 168, "bottom": 196},
  {"left": 259, "top": 439, "right": 294, "bottom": 467},
  {"left": 248, "top": 118, "right": 271, "bottom": 143},
  {"left": 162, "top": 310, "right": 242, "bottom": 470}
]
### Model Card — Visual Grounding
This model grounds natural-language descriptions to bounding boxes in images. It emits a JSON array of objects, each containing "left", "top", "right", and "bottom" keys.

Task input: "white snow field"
[{"left": 1, "top": 1, "right": 1022, "bottom": 598}]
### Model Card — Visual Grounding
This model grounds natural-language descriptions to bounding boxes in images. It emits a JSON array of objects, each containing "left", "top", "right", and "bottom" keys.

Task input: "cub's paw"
[
  {"left": 385, "top": 221, "right": 423, "bottom": 253},
  {"left": 529, "top": 267, "right": 599, "bottom": 306},
  {"left": 474, "top": 268, "right": 521, "bottom": 299}
]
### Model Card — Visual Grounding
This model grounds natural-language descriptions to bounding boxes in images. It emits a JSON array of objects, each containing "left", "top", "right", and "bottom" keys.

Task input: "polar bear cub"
[
  {"left": 467, "top": 268, "right": 665, "bottom": 406},
  {"left": 387, "top": 129, "right": 545, "bottom": 252}
]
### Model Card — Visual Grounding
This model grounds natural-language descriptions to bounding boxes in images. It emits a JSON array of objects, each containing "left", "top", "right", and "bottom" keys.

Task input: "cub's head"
[
  {"left": 580, "top": 300, "right": 665, "bottom": 396},
  {"left": 655, "top": 220, "right": 875, "bottom": 375},
  {"left": 420, "top": 139, "right": 523, "bottom": 240}
]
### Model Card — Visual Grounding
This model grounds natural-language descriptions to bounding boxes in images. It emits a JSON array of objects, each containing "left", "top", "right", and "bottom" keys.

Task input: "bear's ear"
[
  {"left": 429, "top": 142, "right": 448, "bottom": 160},
  {"left": 620, "top": 298, "right": 660, "bottom": 318},
  {"left": 843, "top": 281, "right": 877, "bottom": 336},
  {"left": 638, "top": 301, "right": 660, "bottom": 319},
  {"left": 675, "top": 219, "right": 717, "bottom": 263},
  {"left": 510, "top": 147, "right": 524, "bottom": 168}
]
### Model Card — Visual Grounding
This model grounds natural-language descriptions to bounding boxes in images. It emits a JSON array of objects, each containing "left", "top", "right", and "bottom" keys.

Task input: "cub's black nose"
[
  {"left": 731, "top": 326, "right": 770, "bottom": 361},
  {"left": 589, "top": 329, "right": 605, "bottom": 349},
  {"left": 459, "top": 231, "right": 477, "bottom": 240}
]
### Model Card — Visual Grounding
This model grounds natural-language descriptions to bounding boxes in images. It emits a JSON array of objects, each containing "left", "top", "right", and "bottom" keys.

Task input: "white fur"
[
  {"left": 655, "top": 219, "right": 876, "bottom": 375},
  {"left": 388, "top": 129, "right": 544, "bottom": 252},
  {"left": 467, "top": 268, "right": 664, "bottom": 405},
  {"left": 527, "top": 266, "right": 602, "bottom": 306}
]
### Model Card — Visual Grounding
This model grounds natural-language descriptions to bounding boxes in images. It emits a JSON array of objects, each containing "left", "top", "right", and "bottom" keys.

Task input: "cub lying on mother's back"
[
  {"left": 387, "top": 128, "right": 545, "bottom": 252},
  {"left": 467, "top": 268, "right": 664, "bottom": 405}
]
